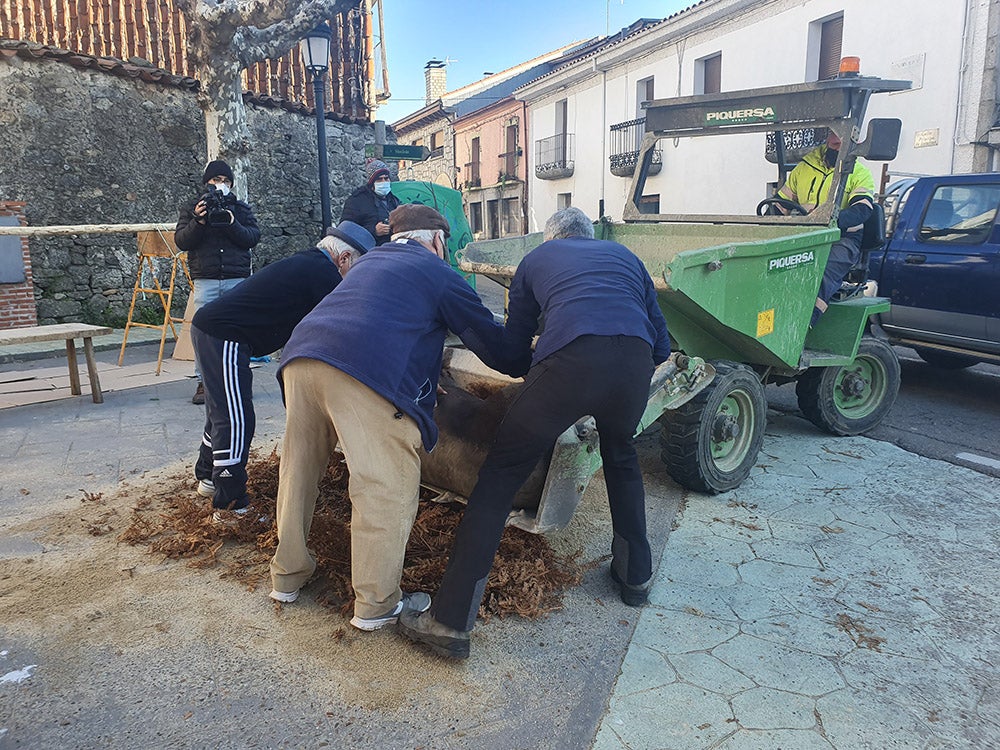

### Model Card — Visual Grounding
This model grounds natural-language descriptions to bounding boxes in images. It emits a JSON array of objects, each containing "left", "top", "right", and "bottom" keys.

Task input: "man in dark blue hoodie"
[
  {"left": 268, "top": 204, "right": 527, "bottom": 632},
  {"left": 400, "top": 207, "right": 671, "bottom": 659}
]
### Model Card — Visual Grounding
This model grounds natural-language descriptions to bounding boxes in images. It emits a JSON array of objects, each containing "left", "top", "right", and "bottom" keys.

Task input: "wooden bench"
[{"left": 0, "top": 324, "right": 113, "bottom": 403}]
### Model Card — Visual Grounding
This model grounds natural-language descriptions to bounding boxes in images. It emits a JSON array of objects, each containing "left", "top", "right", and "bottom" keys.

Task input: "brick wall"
[{"left": 0, "top": 202, "right": 38, "bottom": 330}]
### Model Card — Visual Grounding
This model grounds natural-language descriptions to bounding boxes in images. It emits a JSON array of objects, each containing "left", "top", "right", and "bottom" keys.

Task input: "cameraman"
[{"left": 175, "top": 159, "right": 261, "bottom": 404}]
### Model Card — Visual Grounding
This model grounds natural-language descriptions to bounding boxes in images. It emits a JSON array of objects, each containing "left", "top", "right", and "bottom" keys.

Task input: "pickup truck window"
[{"left": 918, "top": 184, "right": 1000, "bottom": 245}]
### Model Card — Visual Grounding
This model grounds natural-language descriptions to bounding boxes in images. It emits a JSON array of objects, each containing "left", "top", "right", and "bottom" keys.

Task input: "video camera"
[{"left": 199, "top": 186, "right": 233, "bottom": 227}]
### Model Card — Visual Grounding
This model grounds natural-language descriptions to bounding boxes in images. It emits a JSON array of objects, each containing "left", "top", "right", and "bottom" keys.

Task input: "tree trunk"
[
  {"left": 178, "top": 1, "right": 362, "bottom": 198},
  {"left": 199, "top": 60, "right": 251, "bottom": 196}
]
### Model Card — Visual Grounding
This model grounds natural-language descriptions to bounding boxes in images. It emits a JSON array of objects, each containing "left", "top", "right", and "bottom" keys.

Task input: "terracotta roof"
[{"left": 0, "top": 40, "right": 368, "bottom": 125}]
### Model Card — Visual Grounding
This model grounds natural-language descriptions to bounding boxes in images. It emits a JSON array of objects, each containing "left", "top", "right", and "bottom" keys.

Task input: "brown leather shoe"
[
  {"left": 398, "top": 610, "right": 470, "bottom": 659},
  {"left": 192, "top": 382, "right": 205, "bottom": 405}
]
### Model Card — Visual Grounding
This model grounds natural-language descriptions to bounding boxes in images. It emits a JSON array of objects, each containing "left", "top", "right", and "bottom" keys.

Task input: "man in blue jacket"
[
  {"left": 400, "top": 207, "right": 671, "bottom": 659},
  {"left": 191, "top": 221, "right": 375, "bottom": 520},
  {"left": 268, "top": 204, "right": 527, "bottom": 632}
]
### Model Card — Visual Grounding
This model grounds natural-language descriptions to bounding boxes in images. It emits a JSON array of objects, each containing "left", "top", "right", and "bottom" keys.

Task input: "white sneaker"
[
  {"left": 269, "top": 589, "right": 299, "bottom": 604},
  {"left": 211, "top": 506, "right": 250, "bottom": 525},
  {"left": 197, "top": 479, "right": 215, "bottom": 497},
  {"left": 349, "top": 591, "right": 432, "bottom": 631}
]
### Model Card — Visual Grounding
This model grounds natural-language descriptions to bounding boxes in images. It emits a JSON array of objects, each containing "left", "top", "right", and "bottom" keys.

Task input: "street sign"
[{"left": 378, "top": 144, "right": 431, "bottom": 162}]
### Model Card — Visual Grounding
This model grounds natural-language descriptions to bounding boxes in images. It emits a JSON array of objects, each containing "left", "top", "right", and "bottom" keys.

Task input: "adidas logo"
[{"left": 218, "top": 469, "right": 233, "bottom": 478}]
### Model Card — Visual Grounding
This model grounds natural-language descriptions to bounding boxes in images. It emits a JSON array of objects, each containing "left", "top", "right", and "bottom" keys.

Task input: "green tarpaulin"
[{"left": 392, "top": 181, "right": 475, "bottom": 289}]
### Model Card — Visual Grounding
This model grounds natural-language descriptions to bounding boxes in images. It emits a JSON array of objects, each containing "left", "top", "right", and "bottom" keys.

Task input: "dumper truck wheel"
[
  {"left": 659, "top": 361, "right": 766, "bottom": 494},
  {"left": 796, "top": 337, "right": 900, "bottom": 436}
]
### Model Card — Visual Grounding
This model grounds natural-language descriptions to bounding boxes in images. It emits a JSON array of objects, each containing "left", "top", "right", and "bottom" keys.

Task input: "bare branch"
[{"left": 237, "top": 0, "right": 359, "bottom": 68}]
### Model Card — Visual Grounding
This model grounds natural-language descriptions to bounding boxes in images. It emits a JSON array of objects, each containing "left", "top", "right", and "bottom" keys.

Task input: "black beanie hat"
[{"left": 202, "top": 159, "right": 235, "bottom": 184}]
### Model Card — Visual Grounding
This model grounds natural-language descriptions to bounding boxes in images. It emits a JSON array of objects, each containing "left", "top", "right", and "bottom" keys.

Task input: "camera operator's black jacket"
[{"left": 174, "top": 194, "right": 261, "bottom": 279}]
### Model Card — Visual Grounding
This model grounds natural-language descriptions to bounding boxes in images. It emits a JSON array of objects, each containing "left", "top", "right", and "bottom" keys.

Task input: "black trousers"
[
  {"left": 431, "top": 335, "right": 655, "bottom": 632},
  {"left": 191, "top": 327, "right": 255, "bottom": 510}
]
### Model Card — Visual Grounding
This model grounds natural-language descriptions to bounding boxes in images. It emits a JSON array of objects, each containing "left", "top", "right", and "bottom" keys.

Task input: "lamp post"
[{"left": 300, "top": 22, "right": 333, "bottom": 230}]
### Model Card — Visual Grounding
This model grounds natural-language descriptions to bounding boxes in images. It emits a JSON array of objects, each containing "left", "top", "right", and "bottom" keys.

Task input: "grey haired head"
[{"left": 544, "top": 207, "right": 595, "bottom": 241}]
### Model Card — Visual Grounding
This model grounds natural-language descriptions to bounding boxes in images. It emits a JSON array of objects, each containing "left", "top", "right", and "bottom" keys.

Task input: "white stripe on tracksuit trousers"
[{"left": 191, "top": 326, "right": 255, "bottom": 510}]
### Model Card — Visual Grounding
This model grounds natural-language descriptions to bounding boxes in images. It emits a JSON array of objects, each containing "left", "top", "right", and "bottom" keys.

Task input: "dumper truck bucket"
[
  {"left": 462, "top": 224, "right": 843, "bottom": 370},
  {"left": 423, "top": 348, "right": 713, "bottom": 535}
]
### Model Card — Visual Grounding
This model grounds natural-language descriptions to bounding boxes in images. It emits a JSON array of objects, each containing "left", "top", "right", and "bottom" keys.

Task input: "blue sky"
[{"left": 376, "top": 0, "right": 693, "bottom": 125}]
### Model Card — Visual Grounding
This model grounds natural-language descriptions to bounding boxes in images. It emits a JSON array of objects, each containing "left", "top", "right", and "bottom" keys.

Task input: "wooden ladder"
[{"left": 118, "top": 230, "right": 191, "bottom": 375}]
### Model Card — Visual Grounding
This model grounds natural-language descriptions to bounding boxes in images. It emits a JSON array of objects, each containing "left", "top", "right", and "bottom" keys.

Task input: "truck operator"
[{"left": 775, "top": 131, "right": 875, "bottom": 326}]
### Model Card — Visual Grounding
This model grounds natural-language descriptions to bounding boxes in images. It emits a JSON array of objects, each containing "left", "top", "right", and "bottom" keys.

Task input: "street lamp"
[{"left": 300, "top": 22, "right": 333, "bottom": 230}]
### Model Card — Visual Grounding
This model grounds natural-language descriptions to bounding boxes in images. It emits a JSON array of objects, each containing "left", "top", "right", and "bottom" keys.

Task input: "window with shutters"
[
  {"left": 468, "top": 202, "right": 483, "bottom": 234},
  {"left": 502, "top": 123, "right": 519, "bottom": 176},
  {"left": 555, "top": 99, "right": 569, "bottom": 164},
  {"left": 430, "top": 131, "right": 444, "bottom": 159},
  {"left": 636, "top": 77, "right": 655, "bottom": 119},
  {"left": 465, "top": 136, "right": 481, "bottom": 187},
  {"left": 818, "top": 16, "right": 844, "bottom": 79},
  {"left": 807, "top": 13, "right": 844, "bottom": 81},
  {"left": 696, "top": 53, "right": 722, "bottom": 95}
]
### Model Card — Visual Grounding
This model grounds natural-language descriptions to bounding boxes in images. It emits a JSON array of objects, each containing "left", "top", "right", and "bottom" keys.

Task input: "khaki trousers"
[{"left": 269, "top": 358, "right": 423, "bottom": 619}]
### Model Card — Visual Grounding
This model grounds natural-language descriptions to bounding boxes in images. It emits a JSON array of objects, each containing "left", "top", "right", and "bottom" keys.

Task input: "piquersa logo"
[
  {"left": 768, "top": 251, "right": 815, "bottom": 273},
  {"left": 705, "top": 105, "right": 777, "bottom": 125}
]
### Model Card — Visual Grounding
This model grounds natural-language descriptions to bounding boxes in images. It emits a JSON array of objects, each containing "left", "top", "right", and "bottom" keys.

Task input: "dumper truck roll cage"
[
  {"left": 626, "top": 74, "right": 909, "bottom": 227},
  {"left": 444, "top": 73, "right": 911, "bottom": 534}
]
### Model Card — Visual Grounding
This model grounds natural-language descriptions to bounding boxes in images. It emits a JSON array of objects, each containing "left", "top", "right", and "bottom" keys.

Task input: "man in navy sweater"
[
  {"left": 400, "top": 207, "right": 671, "bottom": 659},
  {"left": 269, "top": 204, "right": 528, "bottom": 632},
  {"left": 191, "top": 221, "right": 375, "bottom": 519}
]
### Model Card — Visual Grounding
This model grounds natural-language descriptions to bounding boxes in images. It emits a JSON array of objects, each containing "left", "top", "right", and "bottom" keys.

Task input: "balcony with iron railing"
[
  {"left": 429, "top": 146, "right": 444, "bottom": 159},
  {"left": 609, "top": 118, "right": 661, "bottom": 177},
  {"left": 463, "top": 160, "right": 481, "bottom": 189},
  {"left": 497, "top": 148, "right": 523, "bottom": 180},
  {"left": 764, "top": 127, "right": 828, "bottom": 164},
  {"left": 535, "top": 134, "right": 574, "bottom": 180}
]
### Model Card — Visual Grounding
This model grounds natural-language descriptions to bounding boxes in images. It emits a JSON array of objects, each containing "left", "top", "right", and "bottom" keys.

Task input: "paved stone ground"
[
  {"left": 1, "top": 335, "right": 998, "bottom": 748},
  {"left": 595, "top": 415, "right": 999, "bottom": 750}
]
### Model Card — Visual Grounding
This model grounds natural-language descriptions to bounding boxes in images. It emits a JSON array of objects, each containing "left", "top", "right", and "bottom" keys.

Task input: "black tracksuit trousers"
[
  {"left": 192, "top": 326, "right": 255, "bottom": 510},
  {"left": 431, "top": 334, "right": 655, "bottom": 632}
]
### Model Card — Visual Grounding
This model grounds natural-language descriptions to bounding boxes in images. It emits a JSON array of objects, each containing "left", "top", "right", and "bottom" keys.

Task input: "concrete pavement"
[
  {"left": 595, "top": 417, "right": 998, "bottom": 749},
  {"left": 0, "top": 337, "right": 997, "bottom": 749}
]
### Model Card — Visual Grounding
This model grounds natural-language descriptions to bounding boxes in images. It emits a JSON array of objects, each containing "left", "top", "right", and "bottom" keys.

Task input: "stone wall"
[{"left": 0, "top": 52, "right": 376, "bottom": 326}]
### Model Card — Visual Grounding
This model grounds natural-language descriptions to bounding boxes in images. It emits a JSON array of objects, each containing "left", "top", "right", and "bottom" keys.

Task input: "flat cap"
[{"left": 388, "top": 203, "right": 451, "bottom": 238}]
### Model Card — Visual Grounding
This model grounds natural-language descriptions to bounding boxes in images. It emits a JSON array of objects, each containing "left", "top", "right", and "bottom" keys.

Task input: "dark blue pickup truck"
[{"left": 868, "top": 173, "right": 1000, "bottom": 368}]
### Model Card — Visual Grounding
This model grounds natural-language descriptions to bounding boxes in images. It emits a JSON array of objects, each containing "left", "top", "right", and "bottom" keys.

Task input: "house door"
[{"left": 487, "top": 200, "right": 500, "bottom": 239}]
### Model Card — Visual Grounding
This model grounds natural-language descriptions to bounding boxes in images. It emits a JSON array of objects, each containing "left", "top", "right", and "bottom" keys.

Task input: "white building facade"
[{"left": 517, "top": 0, "right": 999, "bottom": 229}]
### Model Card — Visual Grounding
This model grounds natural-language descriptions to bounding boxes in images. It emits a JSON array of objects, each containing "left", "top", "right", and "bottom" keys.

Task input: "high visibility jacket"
[{"left": 777, "top": 145, "right": 874, "bottom": 212}]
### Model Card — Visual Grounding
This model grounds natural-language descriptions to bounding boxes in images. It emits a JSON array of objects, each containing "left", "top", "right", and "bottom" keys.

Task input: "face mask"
[
  {"left": 214, "top": 183, "right": 231, "bottom": 196},
  {"left": 823, "top": 148, "right": 838, "bottom": 168},
  {"left": 373, "top": 182, "right": 392, "bottom": 197}
]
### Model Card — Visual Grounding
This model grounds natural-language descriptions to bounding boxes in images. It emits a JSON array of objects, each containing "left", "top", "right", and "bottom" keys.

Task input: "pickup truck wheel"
[
  {"left": 659, "top": 361, "right": 766, "bottom": 494},
  {"left": 915, "top": 348, "right": 980, "bottom": 370},
  {"left": 796, "top": 337, "right": 900, "bottom": 436}
]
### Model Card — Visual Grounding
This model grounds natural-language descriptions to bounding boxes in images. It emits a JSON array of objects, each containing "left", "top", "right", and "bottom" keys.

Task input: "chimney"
[{"left": 425, "top": 60, "right": 447, "bottom": 104}]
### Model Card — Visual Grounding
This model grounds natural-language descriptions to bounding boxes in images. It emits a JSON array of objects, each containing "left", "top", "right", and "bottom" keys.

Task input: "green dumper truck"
[{"left": 433, "top": 73, "right": 910, "bottom": 532}]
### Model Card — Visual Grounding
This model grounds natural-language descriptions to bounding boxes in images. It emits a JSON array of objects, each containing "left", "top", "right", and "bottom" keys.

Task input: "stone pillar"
[{"left": 0, "top": 202, "right": 39, "bottom": 330}]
